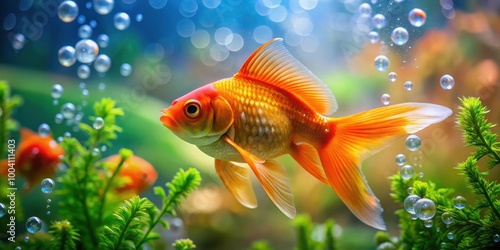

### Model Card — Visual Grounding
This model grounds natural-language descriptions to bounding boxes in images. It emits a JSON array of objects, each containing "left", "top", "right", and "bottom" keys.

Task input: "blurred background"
[{"left": 0, "top": 0, "right": 499, "bottom": 249}]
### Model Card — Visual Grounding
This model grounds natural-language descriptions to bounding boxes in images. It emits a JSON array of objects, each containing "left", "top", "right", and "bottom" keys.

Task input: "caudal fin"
[{"left": 317, "top": 103, "right": 452, "bottom": 230}]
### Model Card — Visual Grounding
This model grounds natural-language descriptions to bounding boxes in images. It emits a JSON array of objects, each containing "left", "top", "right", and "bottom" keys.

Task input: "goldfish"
[
  {"left": 160, "top": 38, "right": 452, "bottom": 230},
  {"left": 103, "top": 154, "right": 158, "bottom": 195},
  {"left": 1, "top": 128, "right": 64, "bottom": 192}
]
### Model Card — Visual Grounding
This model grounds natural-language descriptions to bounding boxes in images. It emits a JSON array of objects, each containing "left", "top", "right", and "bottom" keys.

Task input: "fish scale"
[{"left": 214, "top": 77, "right": 330, "bottom": 159}]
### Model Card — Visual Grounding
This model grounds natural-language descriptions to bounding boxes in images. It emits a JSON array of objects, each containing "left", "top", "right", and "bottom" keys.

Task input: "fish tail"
[{"left": 317, "top": 103, "right": 452, "bottom": 230}]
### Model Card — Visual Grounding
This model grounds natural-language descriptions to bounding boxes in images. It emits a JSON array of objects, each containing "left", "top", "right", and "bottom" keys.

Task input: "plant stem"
[
  {"left": 136, "top": 195, "right": 177, "bottom": 248},
  {"left": 114, "top": 206, "right": 139, "bottom": 250},
  {"left": 471, "top": 111, "right": 500, "bottom": 167},
  {"left": 97, "top": 156, "right": 127, "bottom": 224}
]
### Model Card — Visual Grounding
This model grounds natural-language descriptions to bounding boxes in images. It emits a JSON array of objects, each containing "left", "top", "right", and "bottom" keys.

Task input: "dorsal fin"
[{"left": 234, "top": 38, "right": 338, "bottom": 115}]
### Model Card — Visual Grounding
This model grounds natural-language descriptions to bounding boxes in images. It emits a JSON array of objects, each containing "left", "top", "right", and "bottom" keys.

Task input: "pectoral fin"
[
  {"left": 290, "top": 142, "right": 328, "bottom": 184},
  {"left": 215, "top": 159, "right": 257, "bottom": 208},
  {"left": 223, "top": 136, "right": 296, "bottom": 218}
]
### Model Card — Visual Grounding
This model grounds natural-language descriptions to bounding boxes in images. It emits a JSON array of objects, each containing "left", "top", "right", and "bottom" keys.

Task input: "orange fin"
[
  {"left": 290, "top": 142, "right": 328, "bottom": 184},
  {"left": 234, "top": 38, "right": 338, "bottom": 115},
  {"left": 318, "top": 103, "right": 452, "bottom": 230},
  {"left": 224, "top": 136, "right": 296, "bottom": 218},
  {"left": 215, "top": 159, "right": 257, "bottom": 208}
]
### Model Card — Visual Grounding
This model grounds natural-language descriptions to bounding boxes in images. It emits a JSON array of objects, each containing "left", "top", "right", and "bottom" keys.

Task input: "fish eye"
[{"left": 183, "top": 100, "right": 201, "bottom": 118}]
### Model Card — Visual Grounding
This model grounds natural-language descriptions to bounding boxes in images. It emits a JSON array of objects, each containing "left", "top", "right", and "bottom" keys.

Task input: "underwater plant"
[
  {"left": 0, "top": 84, "right": 201, "bottom": 250},
  {"left": 375, "top": 97, "right": 500, "bottom": 250}
]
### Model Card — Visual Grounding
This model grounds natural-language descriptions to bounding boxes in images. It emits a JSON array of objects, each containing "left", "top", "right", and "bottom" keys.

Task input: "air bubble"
[
  {"left": 493, "top": 234, "right": 500, "bottom": 243},
  {"left": 405, "top": 135, "right": 421, "bottom": 151},
  {"left": 51, "top": 84, "right": 64, "bottom": 99},
  {"left": 61, "top": 103, "right": 76, "bottom": 119},
  {"left": 58, "top": 46, "right": 76, "bottom": 67},
  {"left": 93, "top": 117, "right": 104, "bottom": 129},
  {"left": 447, "top": 232, "right": 454, "bottom": 240},
  {"left": 55, "top": 113, "right": 63, "bottom": 124},
  {"left": 400, "top": 165, "right": 414, "bottom": 180},
  {"left": 38, "top": 123, "right": 51, "bottom": 137},
  {"left": 388, "top": 72, "right": 397, "bottom": 82},
  {"left": 414, "top": 198, "right": 436, "bottom": 220},
  {"left": 391, "top": 27, "right": 409, "bottom": 46},
  {"left": 441, "top": 212, "right": 454, "bottom": 225},
  {"left": 358, "top": 3, "right": 372, "bottom": 17},
  {"left": 374, "top": 55, "right": 389, "bottom": 72},
  {"left": 92, "top": 147, "right": 100, "bottom": 156},
  {"left": 440, "top": 74, "right": 454, "bottom": 90},
  {"left": 407, "top": 187, "right": 413, "bottom": 194},
  {"left": 408, "top": 8, "right": 426, "bottom": 27},
  {"left": 78, "top": 24, "right": 92, "bottom": 39},
  {"left": 453, "top": 196, "right": 466, "bottom": 209},
  {"left": 136, "top": 13, "right": 143, "bottom": 22},
  {"left": 12, "top": 33, "right": 26, "bottom": 50},
  {"left": 41, "top": 178, "right": 55, "bottom": 193},
  {"left": 424, "top": 219, "right": 432, "bottom": 228},
  {"left": 0, "top": 203, "right": 6, "bottom": 217},
  {"left": 58, "top": 1, "right": 79, "bottom": 23},
  {"left": 97, "top": 34, "right": 109, "bottom": 48},
  {"left": 94, "top": 54, "right": 111, "bottom": 73},
  {"left": 120, "top": 63, "right": 132, "bottom": 76},
  {"left": 395, "top": 154, "right": 406, "bottom": 166},
  {"left": 94, "top": 0, "right": 114, "bottom": 15},
  {"left": 381, "top": 93, "right": 390, "bottom": 105},
  {"left": 404, "top": 194, "right": 420, "bottom": 214},
  {"left": 114, "top": 12, "right": 130, "bottom": 30},
  {"left": 77, "top": 65, "right": 91, "bottom": 79},
  {"left": 368, "top": 31, "right": 379, "bottom": 44},
  {"left": 404, "top": 81, "right": 413, "bottom": 91},
  {"left": 75, "top": 39, "right": 99, "bottom": 63},
  {"left": 372, "top": 14, "right": 386, "bottom": 29},
  {"left": 26, "top": 216, "right": 42, "bottom": 233}
]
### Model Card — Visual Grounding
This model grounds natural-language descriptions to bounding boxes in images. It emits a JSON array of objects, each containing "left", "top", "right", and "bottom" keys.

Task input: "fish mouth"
[{"left": 160, "top": 108, "right": 180, "bottom": 132}]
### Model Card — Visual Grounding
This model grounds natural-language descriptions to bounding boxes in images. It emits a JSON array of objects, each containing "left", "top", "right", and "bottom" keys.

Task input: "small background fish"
[{"left": 161, "top": 38, "right": 452, "bottom": 230}]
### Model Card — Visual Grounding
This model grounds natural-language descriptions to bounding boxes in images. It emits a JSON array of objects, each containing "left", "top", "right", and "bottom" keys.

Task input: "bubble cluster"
[
  {"left": 400, "top": 165, "right": 414, "bottom": 180},
  {"left": 388, "top": 72, "right": 397, "bottom": 82},
  {"left": 404, "top": 81, "right": 413, "bottom": 91},
  {"left": 41, "top": 178, "right": 55, "bottom": 193},
  {"left": 408, "top": 8, "right": 426, "bottom": 27},
  {"left": 114, "top": 12, "right": 130, "bottom": 30},
  {"left": 404, "top": 194, "right": 421, "bottom": 214},
  {"left": 391, "top": 27, "right": 409, "bottom": 46},
  {"left": 405, "top": 135, "right": 421, "bottom": 151},
  {"left": 26, "top": 216, "right": 42, "bottom": 233},
  {"left": 414, "top": 198, "right": 436, "bottom": 220},
  {"left": 372, "top": 14, "right": 386, "bottom": 29},
  {"left": 75, "top": 39, "right": 99, "bottom": 63},
  {"left": 58, "top": 1, "right": 79, "bottom": 23},
  {"left": 453, "top": 196, "right": 466, "bottom": 209},
  {"left": 381, "top": 93, "right": 390, "bottom": 105},
  {"left": 94, "top": 0, "right": 114, "bottom": 15},
  {"left": 93, "top": 117, "right": 104, "bottom": 130},
  {"left": 440, "top": 74, "right": 455, "bottom": 90},
  {"left": 94, "top": 54, "right": 111, "bottom": 73},
  {"left": 374, "top": 55, "right": 389, "bottom": 72},
  {"left": 38, "top": 123, "right": 51, "bottom": 137}
]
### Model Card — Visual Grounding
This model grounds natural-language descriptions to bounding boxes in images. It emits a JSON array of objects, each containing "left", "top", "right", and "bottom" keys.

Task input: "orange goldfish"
[
  {"left": 160, "top": 38, "right": 452, "bottom": 230},
  {"left": 1, "top": 128, "right": 63, "bottom": 191},
  {"left": 103, "top": 154, "right": 158, "bottom": 195}
]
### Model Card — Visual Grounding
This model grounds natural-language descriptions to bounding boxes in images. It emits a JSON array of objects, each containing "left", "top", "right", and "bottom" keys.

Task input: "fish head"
[{"left": 161, "top": 84, "right": 234, "bottom": 146}]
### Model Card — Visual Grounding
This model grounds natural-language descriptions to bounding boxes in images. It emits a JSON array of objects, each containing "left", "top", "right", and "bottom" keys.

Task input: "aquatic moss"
[{"left": 376, "top": 97, "right": 500, "bottom": 250}]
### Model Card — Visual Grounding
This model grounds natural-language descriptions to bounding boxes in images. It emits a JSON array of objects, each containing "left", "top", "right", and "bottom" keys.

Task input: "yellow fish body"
[{"left": 160, "top": 38, "right": 452, "bottom": 230}]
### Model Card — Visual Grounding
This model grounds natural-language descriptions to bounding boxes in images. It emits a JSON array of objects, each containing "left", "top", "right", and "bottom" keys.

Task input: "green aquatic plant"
[
  {"left": 376, "top": 97, "right": 500, "bottom": 250},
  {"left": 0, "top": 81, "right": 22, "bottom": 155},
  {"left": 0, "top": 91, "right": 201, "bottom": 249}
]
